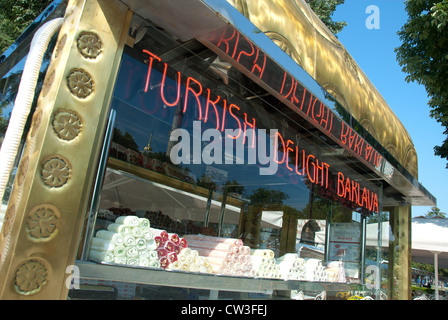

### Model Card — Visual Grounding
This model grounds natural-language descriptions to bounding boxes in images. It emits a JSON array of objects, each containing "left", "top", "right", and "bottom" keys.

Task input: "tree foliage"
[
  {"left": 412, "top": 261, "right": 448, "bottom": 278},
  {"left": 425, "top": 206, "right": 447, "bottom": 217},
  {"left": 305, "top": 0, "right": 347, "bottom": 34},
  {"left": 249, "top": 187, "right": 289, "bottom": 206},
  {"left": 395, "top": 0, "right": 448, "bottom": 168},
  {"left": 0, "top": 0, "right": 53, "bottom": 54}
]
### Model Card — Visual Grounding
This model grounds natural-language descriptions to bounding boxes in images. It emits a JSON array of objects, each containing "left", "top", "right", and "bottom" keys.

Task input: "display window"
[{"left": 75, "top": 15, "right": 385, "bottom": 300}]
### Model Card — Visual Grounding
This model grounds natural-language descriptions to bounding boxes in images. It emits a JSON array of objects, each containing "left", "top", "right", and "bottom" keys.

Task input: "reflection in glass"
[{"left": 82, "top": 18, "right": 383, "bottom": 300}]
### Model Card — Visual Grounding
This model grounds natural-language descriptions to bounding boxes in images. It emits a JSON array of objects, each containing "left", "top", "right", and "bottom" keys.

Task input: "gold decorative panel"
[
  {"left": 0, "top": 0, "right": 132, "bottom": 299},
  {"left": 388, "top": 206, "right": 412, "bottom": 300}
]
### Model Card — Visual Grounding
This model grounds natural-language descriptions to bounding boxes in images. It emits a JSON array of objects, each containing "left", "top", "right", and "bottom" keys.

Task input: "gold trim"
[
  {"left": 227, "top": 0, "right": 419, "bottom": 179},
  {"left": 387, "top": 206, "right": 412, "bottom": 300},
  {"left": 42, "top": 69, "right": 55, "bottom": 97},
  {"left": 16, "top": 156, "right": 29, "bottom": 187},
  {"left": 54, "top": 33, "right": 67, "bottom": 60},
  {"left": 0, "top": 0, "right": 132, "bottom": 299}
]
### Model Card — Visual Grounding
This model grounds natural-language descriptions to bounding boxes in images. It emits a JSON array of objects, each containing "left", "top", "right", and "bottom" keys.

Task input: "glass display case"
[
  {"left": 1, "top": 0, "right": 437, "bottom": 301},
  {"left": 72, "top": 14, "right": 385, "bottom": 300}
]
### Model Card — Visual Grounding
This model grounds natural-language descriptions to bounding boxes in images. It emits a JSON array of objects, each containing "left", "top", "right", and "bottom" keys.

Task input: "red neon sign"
[
  {"left": 161, "top": 63, "right": 181, "bottom": 107},
  {"left": 204, "top": 26, "right": 383, "bottom": 169},
  {"left": 337, "top": 172, "right": 379, "bottom": 213},
  {"left": 141, "top": 49, "right": 379, "bottom": 213},
  {"left": 216, "top": 28, "right": 267, "bottom": 79}
]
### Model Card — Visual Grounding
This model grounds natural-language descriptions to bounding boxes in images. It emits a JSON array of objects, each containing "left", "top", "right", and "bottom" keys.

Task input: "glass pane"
[
  {"left": 79, "top": 16, "right": 383, "bottom": 300},
  {"left": 365, "top": 212, "right": 389, "bottom": 299}
]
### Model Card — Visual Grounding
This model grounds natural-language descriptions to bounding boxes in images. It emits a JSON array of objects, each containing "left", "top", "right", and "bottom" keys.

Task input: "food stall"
[{"left": 0, "top": 0, "right": 436, "bottom": 300}]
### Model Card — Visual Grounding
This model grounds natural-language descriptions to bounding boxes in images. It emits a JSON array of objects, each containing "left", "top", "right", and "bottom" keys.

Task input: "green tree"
[
  {"left": 1, "top": 1, "right": 53, "bottom": 135},
  {"left": 0, "top": 0, "right": 53, "bottom": 54},
  {"left": 395, "top": 0, "right": 448, "bottom": 167},
  {"left": 425, "top": 206, "right": 447, "bottom": 218},
  {"left": 305, "top": 0, "right": 347, "bottom": 34},
  {"left": 412, "top": 262, "right": 448, "bottom": 278}
]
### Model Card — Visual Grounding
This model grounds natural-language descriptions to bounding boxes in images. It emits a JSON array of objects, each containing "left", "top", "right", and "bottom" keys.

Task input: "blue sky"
[{"left": 333, "top": 0, "right": 448, "bottom": 217}]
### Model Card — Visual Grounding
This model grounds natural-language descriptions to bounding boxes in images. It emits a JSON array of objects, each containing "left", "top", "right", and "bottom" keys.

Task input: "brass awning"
[{"left": 119, "top": 0, "right": 435, "bottom": 207}]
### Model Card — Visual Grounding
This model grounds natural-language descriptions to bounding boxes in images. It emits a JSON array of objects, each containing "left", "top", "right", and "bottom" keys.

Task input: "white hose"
[{"left": 0, "top": 18, "right": 64, "bottom": 204}]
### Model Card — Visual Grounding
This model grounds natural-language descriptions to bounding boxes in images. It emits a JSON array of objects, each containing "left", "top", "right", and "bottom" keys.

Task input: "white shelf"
[{"left": 75, "top": 260, "right": 353, "bottom": 295}]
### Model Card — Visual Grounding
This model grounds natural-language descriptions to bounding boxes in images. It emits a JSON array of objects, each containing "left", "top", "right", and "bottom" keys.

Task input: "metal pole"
[
  {"left": 433, "top": 251, "right": 440, "bottom": 300},
  {"left": 81, "top": 108, "right": 116, "bottom": 260},
  {"left": 218, "top": 187, "right": 228, "bottom": 237},
  {"left": 360, "top": 214, "right": 367, "bottom": 286},
  {"left": 203, "top": 189, "right": 213, "bottom": 227},
  {"left": 376, "top": 212, "right": 383, "bottom": 300}
]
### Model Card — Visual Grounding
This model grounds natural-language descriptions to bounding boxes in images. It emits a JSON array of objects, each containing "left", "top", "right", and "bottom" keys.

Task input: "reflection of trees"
[
  {"left": 248, "top": 187, "right": 288, "bottom": 208},
  {"left": 0, "top": 71, "right": 21, "bottom": 127},
  {"left": 1, "top": 71, "right": 26, "bottom": 138},
  {"left": 112, "top": 128, "right": 139, "bottom": 152},
  {"left": 367, "top": 212, "right": 389, "bottom": 223},
  {"left": 196, "top": 174, "right": 218, "bottom": 191},
  {"left": 196, "top": 178, "right": 245, "bottom": 197},
  {"left": 0, "top": 110, "right": 8, "bottom": 135},
  {"left": 241, "top": 187, "right": 289, "bottom": 248},
  {"left": 149, "top": 151, "right": 172, "bottom": 164},
  {"left": 295, "top": 192, "right": 351, "bottom": 222},
  {"left": 225, "top": 180, "right": 244, "bottom": 195}
]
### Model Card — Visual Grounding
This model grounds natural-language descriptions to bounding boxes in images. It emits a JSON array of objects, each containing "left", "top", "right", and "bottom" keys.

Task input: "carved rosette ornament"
[
  {"left": 14, "top": 259, "right": 48, "bottom": 295},
  {"left": 77, "top": 31, "right": 102, "bottom": 59},
  {"left": 26, "top": 205, "right": 59, "bottom": 241},
  {"left": 52, "top": 110, "right": 82, "bottom": 141},
  {"left": 67, "top": 69, "right": 94, "bottom": 98},
  {"left": 2, "top": 204, "right": 15, "bottom": 237},
  {"left": 41, "top": 156, "right": 71, "bottom": 188},
  {"left": 54, "top": 33, "right": 67, "bottom": 59},
  {"left": 42, "top": 69, "right": 55, "bottom": 98},
  {"left": 30, "top": 109, "right": 43, "bottom": 138},
  {"left": 16, "top": 156, "right": 29, "bottom": 186}
]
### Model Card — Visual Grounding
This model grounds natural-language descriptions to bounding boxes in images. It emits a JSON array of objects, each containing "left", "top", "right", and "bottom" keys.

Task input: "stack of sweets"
[
  {"left": 151, "top": 228, "right": 187, "bottom": 269},
  {"left": 276, "top": 253, "right": 306, "bottom": 280},
  {"left": 182, "top": 235, "right": 253, "bottom": 276},
  {"left": 325, "top": 260, "right": 347, "bottom": 283},
  {"left": 168, "top": 248, "right": 213, "bottom": 274},
  {"left": 250, "top": 249, "right": 281, "bottom": 279},
  {"left": 88, "top": 215, "right": 160, "bottom": 268},
  {"left": 303, "top": 258, "right": 329, "bottom": 282}
]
